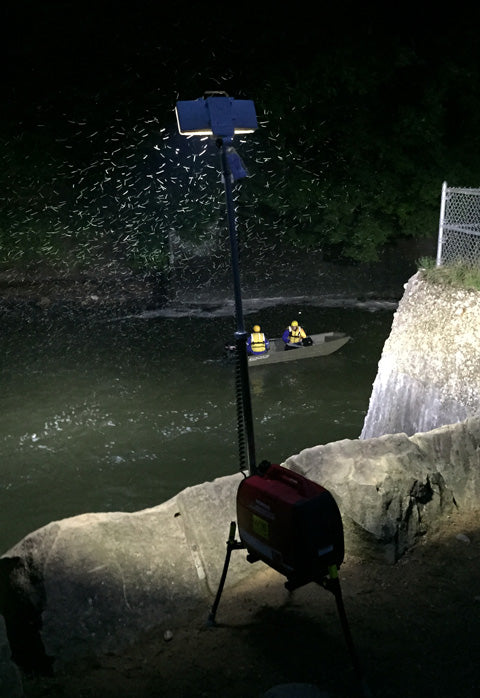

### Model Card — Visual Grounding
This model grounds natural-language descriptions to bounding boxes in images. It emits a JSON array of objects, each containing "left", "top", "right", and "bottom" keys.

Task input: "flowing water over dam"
[{"left": 0, "top": 299, "right": 394, "bottom": 554}]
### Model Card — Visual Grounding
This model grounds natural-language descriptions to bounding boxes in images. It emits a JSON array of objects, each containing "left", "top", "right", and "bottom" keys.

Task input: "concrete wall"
[{"left": 361, "top": 273, "right": 480, "bottom": 438}]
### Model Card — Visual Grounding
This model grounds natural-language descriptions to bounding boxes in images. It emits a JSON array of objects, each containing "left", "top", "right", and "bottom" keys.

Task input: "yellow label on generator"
[{"left": 252, "top": 514, "right": 269, "bottom": 540}]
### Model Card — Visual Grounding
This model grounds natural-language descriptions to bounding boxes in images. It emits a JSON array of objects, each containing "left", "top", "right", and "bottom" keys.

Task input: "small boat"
[{"left": 225, "top": 332, "right": 351, "bottom": 367}]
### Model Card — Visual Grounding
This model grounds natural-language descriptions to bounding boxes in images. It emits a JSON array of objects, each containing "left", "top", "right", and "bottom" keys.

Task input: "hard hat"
[
  {"left": 291, "top": 320, "right": 299, "bottom": 327},
  {"left": 253, "top": 325, "right": 261, "bottom": 332}
]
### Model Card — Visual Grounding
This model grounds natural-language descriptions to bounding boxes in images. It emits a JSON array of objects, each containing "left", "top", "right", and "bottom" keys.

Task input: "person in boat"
[
  {"left": 282, "top": 320, "right": 312, "bottom": 350},
  {"left": 246, "top": 324, "right": 270, "bottom": 355}
]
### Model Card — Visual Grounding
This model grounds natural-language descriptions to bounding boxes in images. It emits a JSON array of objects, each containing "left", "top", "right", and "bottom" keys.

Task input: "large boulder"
[
  {"left": 0, "top": 474, "right": 247, "bottom": 675},
  {"left": 0, "top": 616, "right": 22, "bottom": 698},
  {"left": 1, "top": 418, "right": 480, "bottom": 676},
  {"left": 283, "top": 417, "right": 480, "bottom": 562},
  {"left": 0, "top": 558, "right": 23, "bottom": 698},
  {"left": 361, "top": 273, "right": 480, "bottom": 438}
]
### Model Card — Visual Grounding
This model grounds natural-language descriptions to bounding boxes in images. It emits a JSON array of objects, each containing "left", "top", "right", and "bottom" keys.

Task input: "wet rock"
[{"left": 455, "top": 533, "right": 471, "bottom": 544}]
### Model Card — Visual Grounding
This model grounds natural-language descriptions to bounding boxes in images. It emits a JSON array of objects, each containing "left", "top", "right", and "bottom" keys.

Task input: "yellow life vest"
[
  {"left": 288, "top": 326, "right": 305, "bottom": 344},
  {"left": 250, "top": 331, "right": 267, "bottom": 353}
]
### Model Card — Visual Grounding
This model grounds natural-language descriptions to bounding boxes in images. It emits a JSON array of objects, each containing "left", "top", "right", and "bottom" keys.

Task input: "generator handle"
[{"left": 268, "top": 466, "right": 324, "bottom": 497}]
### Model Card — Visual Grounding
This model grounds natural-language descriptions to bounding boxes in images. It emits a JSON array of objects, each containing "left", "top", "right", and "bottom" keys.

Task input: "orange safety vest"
[
  {"left": 288, "top": 326, "right": 306, "bottom": 344},
  {"left": 250, "top": 331, "right": 267, "bottom": 353}
]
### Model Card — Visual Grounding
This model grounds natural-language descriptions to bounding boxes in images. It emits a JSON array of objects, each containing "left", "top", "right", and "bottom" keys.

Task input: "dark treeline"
[{"left": 1, "top": 4, "right": 480, "bottom": 274}]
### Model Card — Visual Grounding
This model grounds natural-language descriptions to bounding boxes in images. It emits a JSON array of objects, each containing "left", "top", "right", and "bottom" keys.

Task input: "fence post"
[{"left": 436, "top": 181, "right": 447, "bottom": 267}]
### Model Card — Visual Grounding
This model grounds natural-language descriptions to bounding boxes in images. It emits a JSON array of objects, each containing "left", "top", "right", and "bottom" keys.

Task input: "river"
[{"left": 0, "top": 299, "right": 394, "bottom": 554}]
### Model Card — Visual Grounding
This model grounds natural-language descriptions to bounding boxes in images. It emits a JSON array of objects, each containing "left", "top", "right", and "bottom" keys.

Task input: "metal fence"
[{"left": 436, "top": 181, "right": 480, "bottom": 266}]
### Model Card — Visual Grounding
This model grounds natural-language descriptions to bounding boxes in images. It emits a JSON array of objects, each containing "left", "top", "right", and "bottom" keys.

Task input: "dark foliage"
[{"left": 2, "top": 4, "right": 480, "bottom": 270}]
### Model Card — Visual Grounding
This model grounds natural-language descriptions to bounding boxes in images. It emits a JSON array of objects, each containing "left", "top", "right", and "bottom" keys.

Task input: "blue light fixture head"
[{"left": 175, "top": 93, "right": 258, "bottom": 139}]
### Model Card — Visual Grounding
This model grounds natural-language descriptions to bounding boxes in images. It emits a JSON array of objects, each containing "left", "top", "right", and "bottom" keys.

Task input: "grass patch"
[{"left": 417, "top": 257, "right": 480, "bottom": 290}]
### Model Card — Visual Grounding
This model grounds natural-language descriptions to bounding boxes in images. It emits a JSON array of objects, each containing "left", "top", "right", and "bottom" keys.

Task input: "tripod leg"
[
  {"left": 326, "top": 565, "right": 372, "bottom": 698},
  {"left": 207, "top": 522, "right": 243, "bottom": 626}
]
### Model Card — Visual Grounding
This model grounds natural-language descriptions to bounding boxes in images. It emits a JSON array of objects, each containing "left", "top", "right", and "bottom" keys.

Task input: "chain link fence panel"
[{"left": 437, "top": 181, "right": 480, "bottom": 266}]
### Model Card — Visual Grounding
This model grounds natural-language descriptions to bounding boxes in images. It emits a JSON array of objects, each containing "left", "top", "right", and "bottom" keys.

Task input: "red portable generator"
[{"left": 236, "top": 463, "right": 344, "bottom": 588}]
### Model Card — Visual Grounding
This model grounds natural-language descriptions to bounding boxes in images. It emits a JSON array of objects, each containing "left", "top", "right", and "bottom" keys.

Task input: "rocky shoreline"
[
  {"left": 0, "top": 236, "right": 433, "bottom": 315},
  {"left": 0, "top": 269, "right": 168, "bottom": 315}
]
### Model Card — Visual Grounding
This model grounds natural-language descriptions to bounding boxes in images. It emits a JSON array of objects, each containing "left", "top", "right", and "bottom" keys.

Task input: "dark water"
[{"left": 0, "top": 301, "right": 394, "bottom": 554}]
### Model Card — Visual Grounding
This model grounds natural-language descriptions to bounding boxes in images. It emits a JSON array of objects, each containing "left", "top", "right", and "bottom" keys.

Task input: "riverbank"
[
  {"left": 0, "top": 237, "right": 434, "bottom": 314},
  {"left": 0, "top": 268, "right": 167, "bottom": 315}
]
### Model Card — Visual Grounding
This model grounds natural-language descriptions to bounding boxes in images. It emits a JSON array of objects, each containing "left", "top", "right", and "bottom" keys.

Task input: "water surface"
[{"left": 0, "top": 302, "right": 393, "bottom": 553}]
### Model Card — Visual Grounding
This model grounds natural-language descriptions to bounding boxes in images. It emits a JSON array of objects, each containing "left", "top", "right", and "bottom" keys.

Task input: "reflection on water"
[{"left": 0, "top": 303, "right": 393, "bottom": 553}]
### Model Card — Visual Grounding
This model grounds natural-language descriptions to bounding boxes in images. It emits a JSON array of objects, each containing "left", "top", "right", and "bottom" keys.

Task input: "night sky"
[
  {"left": 2, "top": 3, "right": 462, "bottom": 130},
  {"left": 4, "top": 2, "right": 473, "bottom": 177}
]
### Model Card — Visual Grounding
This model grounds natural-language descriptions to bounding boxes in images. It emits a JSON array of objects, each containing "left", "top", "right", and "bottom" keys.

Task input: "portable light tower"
[
  {"left": 176, "top": 92, "right": 258, "bottom": 476},
  {"left": 174, "top": 94, "right": 369, "bottom": 697}
]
